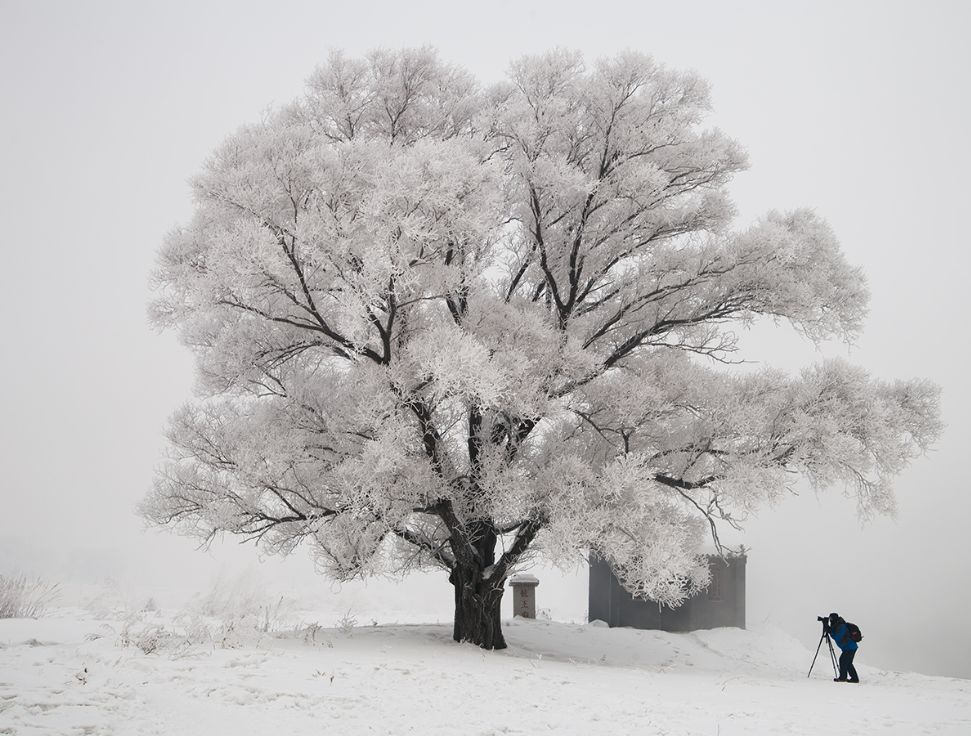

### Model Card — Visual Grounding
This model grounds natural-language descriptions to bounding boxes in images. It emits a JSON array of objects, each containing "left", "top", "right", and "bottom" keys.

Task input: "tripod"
[{"left": 808, "top": 623, "right": 839, "bottom": 679}]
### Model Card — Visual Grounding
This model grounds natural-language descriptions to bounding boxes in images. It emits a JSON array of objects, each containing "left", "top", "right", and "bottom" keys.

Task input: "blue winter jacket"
[{"left": 831, "top": 622, "right": 858, "bottom": 652}]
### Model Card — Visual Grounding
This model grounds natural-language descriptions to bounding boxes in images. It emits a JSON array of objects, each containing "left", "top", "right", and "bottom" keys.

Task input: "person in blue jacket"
[{"left": 825, "top": 612, "right": 860, "bottom": 683}]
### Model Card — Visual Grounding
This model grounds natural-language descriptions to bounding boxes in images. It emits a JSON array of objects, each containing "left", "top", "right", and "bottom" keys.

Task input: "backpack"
[{"left": 845, "top": 622, "right": 863, "bottom": 642}]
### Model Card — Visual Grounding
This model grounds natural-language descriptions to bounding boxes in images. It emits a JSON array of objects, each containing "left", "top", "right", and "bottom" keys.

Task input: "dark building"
[{"left": 588, "top": 552, "right": 746, "bottom": 631}]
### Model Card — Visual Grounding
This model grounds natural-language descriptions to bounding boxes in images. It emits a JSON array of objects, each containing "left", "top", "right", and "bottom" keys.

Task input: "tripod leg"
[
  {"left": 807, "top": 632, "right": 827, "bottom": 678},
  {"left": 827, "top": 635, "right": 839, "bottom": 678}
]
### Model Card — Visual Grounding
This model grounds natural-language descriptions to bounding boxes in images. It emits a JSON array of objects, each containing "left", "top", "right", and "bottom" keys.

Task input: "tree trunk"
[{"left": 450, "top": 565, "right": 507, "bottom": 650}]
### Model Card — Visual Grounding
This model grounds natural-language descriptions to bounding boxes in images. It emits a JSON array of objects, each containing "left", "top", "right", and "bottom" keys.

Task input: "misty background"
[{"left": 1, "top": 0, "right": 968, "bottom": 679}]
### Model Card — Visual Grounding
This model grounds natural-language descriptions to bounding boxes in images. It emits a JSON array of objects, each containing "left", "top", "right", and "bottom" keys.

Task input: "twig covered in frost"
[{"left": 0, "top": 573, "right": 61, "bottom": 618}]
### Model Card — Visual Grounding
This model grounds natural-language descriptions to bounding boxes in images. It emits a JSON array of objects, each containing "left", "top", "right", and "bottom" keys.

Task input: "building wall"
[{"left": 588, "top": 553, "right": 746, "bottom": 631}]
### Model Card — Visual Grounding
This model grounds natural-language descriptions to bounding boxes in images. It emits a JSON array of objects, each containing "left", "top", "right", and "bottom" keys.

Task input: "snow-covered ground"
[{"left": 1, "top": 607, "right": 968, "bottom": 735}]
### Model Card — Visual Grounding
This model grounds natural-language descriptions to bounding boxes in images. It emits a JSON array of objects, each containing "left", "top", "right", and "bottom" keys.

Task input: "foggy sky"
[{"left": 1, "top": 0, "right": 969, "bottom": 679}]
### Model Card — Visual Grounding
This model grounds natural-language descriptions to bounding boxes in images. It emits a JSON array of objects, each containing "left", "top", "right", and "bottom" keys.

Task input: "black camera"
[{"left": 816, "top": 615, "right": 828, "bottom": 622}]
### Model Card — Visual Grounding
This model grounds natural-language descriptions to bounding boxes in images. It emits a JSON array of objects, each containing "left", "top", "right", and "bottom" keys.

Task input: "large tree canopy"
[{"left": 144, "top": 48, "right": 941, "bottom": 649}]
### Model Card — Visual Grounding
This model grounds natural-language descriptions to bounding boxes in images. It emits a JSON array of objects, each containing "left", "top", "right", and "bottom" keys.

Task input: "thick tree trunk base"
[{"left": 451, "top": 568, "right": 506, "bottom": 650}]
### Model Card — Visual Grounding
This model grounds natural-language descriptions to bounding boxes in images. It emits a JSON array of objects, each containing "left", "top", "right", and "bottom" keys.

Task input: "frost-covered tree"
[{"left": 143, "top": 48, "right": 941, "bottom": 649}]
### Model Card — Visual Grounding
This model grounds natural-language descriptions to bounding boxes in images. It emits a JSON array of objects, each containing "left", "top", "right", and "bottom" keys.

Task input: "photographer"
[{"left": 822, "top": 612, "right": 860, "bottom": 683}]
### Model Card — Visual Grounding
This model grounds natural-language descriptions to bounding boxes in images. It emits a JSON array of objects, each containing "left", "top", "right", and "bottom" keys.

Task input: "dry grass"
[{"left": 0, "top": 573, "right": 61, "bottom": 618}]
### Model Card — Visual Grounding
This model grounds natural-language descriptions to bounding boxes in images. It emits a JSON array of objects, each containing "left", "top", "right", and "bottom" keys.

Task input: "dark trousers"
[{"left": 838, "top": 649, "right": 859, "bottom": 681}]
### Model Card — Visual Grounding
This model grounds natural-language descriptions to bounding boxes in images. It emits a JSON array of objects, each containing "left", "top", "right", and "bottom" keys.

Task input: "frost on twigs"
[
  {"left": 117, "top": 573, "right": 298, "bottom": 655},
  {"left": 118, "top": 611, "right": 215, "bottom": 655},
  {"left": 0, "top": 573, "right": 61, "bottom": 619},
  {"left": 143, "top": 47, "right": 941, "bottom": 647}
]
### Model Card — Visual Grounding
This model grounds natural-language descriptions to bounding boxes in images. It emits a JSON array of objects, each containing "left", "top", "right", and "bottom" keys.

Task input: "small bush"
[
  {"left": 121, "top": 621, "right": 168, "bottom": 654},
  {"left": 0, "top": 574, "right": 61, "bottom": 618},
  {"left": 337, "top": 609, "right": 358, "bottom": 634},
  {"left": 119, "top": 611, "right": 217, "bottom": 656},
  {"left": 193, "top": 570, "right": 294, "bottom": 635}
]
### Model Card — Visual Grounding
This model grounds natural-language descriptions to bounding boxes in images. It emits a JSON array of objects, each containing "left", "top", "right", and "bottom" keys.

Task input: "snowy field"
[{"left": 1, "top": 607, "right": 968, "bottom": 735}]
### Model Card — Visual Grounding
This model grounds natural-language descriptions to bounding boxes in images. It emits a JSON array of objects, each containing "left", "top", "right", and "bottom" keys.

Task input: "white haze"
[{"left": 1, "top": 0, "right": 968, "bottom": 680}]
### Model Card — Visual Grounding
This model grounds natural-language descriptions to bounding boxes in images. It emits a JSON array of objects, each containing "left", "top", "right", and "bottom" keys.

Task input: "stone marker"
[{"left": 509, "top": 573, "right": 539, "bottom": 619}]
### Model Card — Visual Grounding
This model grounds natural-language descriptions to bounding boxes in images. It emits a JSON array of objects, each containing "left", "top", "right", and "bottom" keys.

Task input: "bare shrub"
[
  {"left": 0, "top": 573, "right": 61, "bottom": 618},
  {"left": 119, "top": 611, "right": 216, "bottom": 656},
  {"left": 194, "top": 570, "right": 294, "bottom": 635},
  {"left": 337, "top": 609, "right": 357, "bottom": 635}
]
